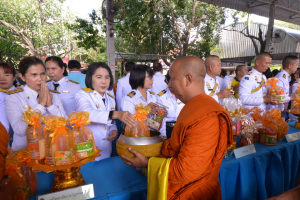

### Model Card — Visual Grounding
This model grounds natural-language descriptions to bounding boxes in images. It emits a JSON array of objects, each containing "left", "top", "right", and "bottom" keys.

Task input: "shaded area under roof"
[{"left": 115, "top": 52, "right": 170, "bottom": 62}]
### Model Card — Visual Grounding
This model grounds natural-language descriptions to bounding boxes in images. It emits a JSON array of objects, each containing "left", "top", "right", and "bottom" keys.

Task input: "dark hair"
[
  {"left": 165, "top": 70, "right": 170, "bottom": 83},
  {"left": 153, "top": 62, "right": 162, "bottom": 72},
  {"left": 86, "top": 62, "right": 114, "bottom": 90},
  {"left": 0, "top": 62, "right": 16, "bottom": 77},
  {"left": 129, "top": 65, "right": 153, "bottom": 89},
  {"left": 272, "top": 69, "right": 279, "bottom": 76},
  {"left": 263, "top": 67, "right": 273, "bottom": 79},
  {"left": 282, "top": 55, "right": 299, "bottom": 69},
  {"left": 45, "top": 56, "right": 68, "bottom": 76},
  {"left": 18, "top": 56, "right": 45, "bottom": 76},
  {"left": 125, "top": 62, "right": 135, "bottom": 72},
  {"left": 220, "top": 69, "right": 227, "bottom": 77},
  {"left": 68, "top": 60, "right": 81, "bottom": 69}
]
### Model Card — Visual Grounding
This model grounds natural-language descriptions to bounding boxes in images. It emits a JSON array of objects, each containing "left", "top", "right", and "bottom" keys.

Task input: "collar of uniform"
[
  {"left": 54, "top": 76, "right": 66, "bottom": 85},
  {"left": 8, "top": 85, "right": 16, "bottom": 91},
  {"left": 166, "top": 87, "right": 176, "bottom": 101},
  {"left": 135, "top": 89, "right": 151, "bottom": 102},
  {"left": 154, "top": 72, "right": 163, "bottom": 76},
  {"left": 68, "top": 71, "right": 81, "bottom": 73},
  {"left": 205, "top": 73, "right": 216, "bottom": 81},
  {"left": 24, "top": 85, "right": 39, "bottom": 99},
  {"left": 251, "top": 68, "right": 262, "bottom": 76},
  {"left": 93, "top": 90, "right": 108, "bottom": 101}
]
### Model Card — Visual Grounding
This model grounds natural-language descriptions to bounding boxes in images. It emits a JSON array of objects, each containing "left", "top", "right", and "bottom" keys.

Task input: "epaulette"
[
  {"left": 69, "top": 79, "right": 79, "bottom": 84},
  {"left": 127, "top": 91, "right": 136, "bottom": 98},
  {"left": 47, "top": 79, "right": 51, "bottom": 82},
  {"left": 149, "top": 91, "right": 155, "bottom": 95},
  {"left": 82, "top": 88, "right": 94, "bottom": 93},
  {"left": 0, "top": 88, "right": 7, "bottom": 94},
  {"left": 107, "top": 93, "right": 114, "bottom": 98},
  {"left": 49, "top": 89, "right": 60, "bottom": 94},
  {"left": 157, "top": 89, "right": 166, "bottom": 97},
  {"left": 248, "top": 72, "right": 253, "bottom": 75},
  {"left": 7, "top": 88, "right": 23, "bottom": 95}
]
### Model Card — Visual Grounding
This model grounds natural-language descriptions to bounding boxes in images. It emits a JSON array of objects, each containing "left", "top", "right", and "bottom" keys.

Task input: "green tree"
[
  {"left": 0, "top": 0, "right": 74, "bottom": 57},
  {"left": 0, "top": 40, "right": 28, "bottom": 67}
]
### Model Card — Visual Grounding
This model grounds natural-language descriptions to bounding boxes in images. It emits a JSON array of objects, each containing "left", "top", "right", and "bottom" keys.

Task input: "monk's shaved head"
[{"left": 172, "top": 56, "right": 206, "bottom": 81}]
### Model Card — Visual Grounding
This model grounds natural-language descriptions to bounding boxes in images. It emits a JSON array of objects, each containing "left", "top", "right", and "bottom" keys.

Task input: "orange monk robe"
[
  {"left": 0, "top": 122, "right": 9, "bottom": 180},
  {"left": 160, "top": 94, "right": 233, "bottom": 200}
]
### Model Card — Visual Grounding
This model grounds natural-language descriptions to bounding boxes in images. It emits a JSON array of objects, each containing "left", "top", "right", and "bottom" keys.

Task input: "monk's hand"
[{"left": 121, "top": 147, "right": 149, "bottom": 168}]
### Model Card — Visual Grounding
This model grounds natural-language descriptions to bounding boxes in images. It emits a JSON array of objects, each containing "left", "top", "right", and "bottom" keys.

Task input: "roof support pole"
[
  {"left": 265, "top": 3, "right": 276, "bottom": 53},
  {"left": 106, "top": 0, "right": 116, "bottom": 81}
]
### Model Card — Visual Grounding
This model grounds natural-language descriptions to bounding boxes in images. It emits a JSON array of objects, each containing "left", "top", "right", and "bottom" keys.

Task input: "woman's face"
[
  {"left": 45, "top": 60, "right": 65, "bottom": 82},
  {"left": 0, "top": 67, "right": 15, "bottom": 90},
  {"left": 143, "top": 72, "right": 153, "bottom": 90},
  {"left": 19, "top": 64, "right": 47, "bottom": 92},
  {"left": 92, "top": 67, "right": 110, "bottom": 96}
]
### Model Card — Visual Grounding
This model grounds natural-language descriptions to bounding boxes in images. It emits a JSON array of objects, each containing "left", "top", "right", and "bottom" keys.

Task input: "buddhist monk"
[
  {"left": 121, "top": 56, "right": 233, "bottom": 200},
  {"left": 0, "top": 122, "right": 9, "bottom": 180}
]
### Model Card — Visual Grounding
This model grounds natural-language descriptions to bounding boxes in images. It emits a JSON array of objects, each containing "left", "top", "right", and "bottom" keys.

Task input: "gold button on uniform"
[{"left": 104, "top": 128, "right": 106, "bottom": 130}]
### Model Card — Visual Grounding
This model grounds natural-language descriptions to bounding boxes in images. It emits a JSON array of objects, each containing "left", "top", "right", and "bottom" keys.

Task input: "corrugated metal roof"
[
  {"left": 219, "top": 22, "right": 300, "bottom": 59},
  {"left": 200, "top": 0, "right": 300, "bottom": 25}
]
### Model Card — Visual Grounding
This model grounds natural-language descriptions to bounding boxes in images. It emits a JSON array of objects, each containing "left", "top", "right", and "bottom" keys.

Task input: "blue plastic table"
[{"left": 29, "top": 122, "right": 300, "bottom": 200}]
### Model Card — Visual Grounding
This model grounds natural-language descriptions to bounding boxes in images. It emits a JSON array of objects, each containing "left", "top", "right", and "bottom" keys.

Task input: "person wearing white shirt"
[
  {"left": 151, "top": 62, "right": 168, "bottom": 95},
  {"left": 156, "top": 71, "right": 185, "bottom": 138},
  {"left": 290, "top": 69, "right": 300, "bottom": 121},
  {"left": 122, "top": 65, "right": 160, "bottom": 115},
  {"left": 239, "top": 53, "right": 276, "bottom": 111},
  {"left": 45, "top": 56, "right": 82, "bottom": 116},
  {"left": 204, "top": 55, "right": 232, "bottom": 104},
  {"left": 116, "top": 62, "right": 135, "bottom": 111},
  {"left": 75, "top": 62, "right": 136, "bottom": 160},
  {"left": 5, "top": 56, "right": 67, "bottom": 150},
  {"left": 0, "top": 91, "right": 9, "bottom": 133},
  {"left": 269, "top": 56, "right": 298, "bottom": 116}
]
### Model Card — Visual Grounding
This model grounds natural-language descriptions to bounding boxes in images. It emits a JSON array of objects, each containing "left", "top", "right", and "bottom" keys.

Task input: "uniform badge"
[
  {"left": 206, "top": 81, "right": 211, "bottom": 87},
  {"left": 248, "top": 72, "right": 253, "bottom": 75},
  {"left": 111, "top": 107, "right": 115, "bottom": 111},
  {"left": 177, "top": 102, "right": 183, "bottom": 104},
  {"left": 245, "top": 77, "right": 249, "bottom": 80},
  {"left": 283, "top": 74, "right": 286, "bottom": 79},
  {"left": 255, "top": 76, "right": 258, "bottom": 82},
  {"left": 62, "top": 90, "right": 71, "bottom": 93},
  {"left": 23, "top": 105, "right": 28, "bottom": 109},
  {"left": 96, "top": 104, "right": 99, "bottom": 108}
]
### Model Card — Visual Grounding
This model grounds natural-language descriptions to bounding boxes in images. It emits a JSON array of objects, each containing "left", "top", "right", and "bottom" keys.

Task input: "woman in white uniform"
[
  {"left": 0, "top": 62, "right": 18, "bottom": 91},
  {"left": 45, "top": 56, "right": 82, "bottom": 116},
  {"left": 75, "top": 62, "right": 136, "bottom": 160},
  {"left": 157, "top": 71, "right": 185, "bottom": 138},
  {"left": 5, "top": 56, "right": 67, "bottom": 150},
  {"left": 121, "top": 65, "right": 160, "bottom": 114}
]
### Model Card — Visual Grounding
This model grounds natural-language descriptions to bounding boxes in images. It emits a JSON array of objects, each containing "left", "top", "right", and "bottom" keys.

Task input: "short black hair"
[
  {"left": 153, "top": 62, "right": 162, "bottom": 72},
  {"left": 45, "top": 56, "right": 68, "bottom": 76},
  {"left": 68, "top": 60, "right": 81, "bottom": 69},
  {"left": 272, "top": 69, "right": 279, "bottom": 76},
  {"left": 282, "top": 55, "right": 299, "bottom": 69},
  {"left": 19, "top": 56, "right": 45, "bottom": 76},
  {"left": 125, "top": 62, "right": 135, "bottom": 72},
  {"left": 129, "top": 65, "right": 153, "bottom": 89},
  {"left": 85, "top": 62, "right": 114, "bottom": 90},
  {"left": 165, "top": 70, "right": 170, "bottom": 83},
  {"left": 220, "top": 69, "right": 227, "bottom": 77}
]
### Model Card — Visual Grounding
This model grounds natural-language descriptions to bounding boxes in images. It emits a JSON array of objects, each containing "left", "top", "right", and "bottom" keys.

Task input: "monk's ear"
[{"left": 185, "top": 73, "right": 192, "bottom": 86}]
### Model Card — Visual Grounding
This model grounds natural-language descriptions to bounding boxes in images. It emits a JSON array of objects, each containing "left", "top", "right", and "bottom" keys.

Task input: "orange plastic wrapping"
[
  {"left": 22, "top": 106, "right": 45, "bottom": 160},
  {"left": 42, "top": 115, "right": 57, "bottom": 165},
  {"left": 242, "top": 108, "right": 251, "bottom": 115},
  {"left": 250, "top": 107, "right": 263, "bottom": 122},
  {"left": 124, "top": 103, "right": 151, "bottom": 137},
  {"left": 265, "top": 78, "right": 285, "bottom": 105},
  {"left": 68, "top": 111, "right": 96, "bottom": 161}
]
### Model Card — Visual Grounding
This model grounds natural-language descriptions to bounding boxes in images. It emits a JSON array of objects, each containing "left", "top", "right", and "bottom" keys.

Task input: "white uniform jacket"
[
  {"left": 289, "top": 78, "right": 300, "bottom": 121},
  {"left": 5, "top": 85, "right": 67, "bottom": 150},
  {"left": 47, "top": 77, "right": 82, "bottom": 116},
  {"left": 116, "top": 73, "right": 132, "bottom": 111},
  {"left": 75, "top": 89, "right": 117, "bottom": 161},
  {"left": 204, "top": 74, "right": 221, "bottom": 103},
  {"left": 239, "top": 68, "right": 267, "bottom": 111},
  {"left": 121, "top": 89, "right": 157, "bottom": 115},
  {"left": 0, "top": 89, "right": 9, "bottom": 132},
  {"left": 151, "top": 72, "right": 168, "bottom": 95},
  {"left": 156, "top": 88, "right": 185, "bottom": 137}
]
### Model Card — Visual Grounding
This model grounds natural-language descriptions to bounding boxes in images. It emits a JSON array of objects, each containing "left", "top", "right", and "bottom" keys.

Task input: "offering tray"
[
  {"left": 285, "top": 110, "right": 300, "bottom": 129},
  {"left": 27, "top": 148, "right": 101, "bottom": 192}
]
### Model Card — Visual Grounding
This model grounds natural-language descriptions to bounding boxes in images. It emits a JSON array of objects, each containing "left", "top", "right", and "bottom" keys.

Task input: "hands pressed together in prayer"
[
  {"left": 121, "top": 147, "right": 149, "bottom": 168},
  {"left": 38, "top": 81, "right": 53, "bottom": 107}
]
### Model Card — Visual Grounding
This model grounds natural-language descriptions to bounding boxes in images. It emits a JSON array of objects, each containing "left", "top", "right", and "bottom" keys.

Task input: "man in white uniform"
[
  {"left": 239, "top": 53, "right": 276, "bottom": 111},
  {"left": 270, "top": 55, "right": 298, "bottom": 117},
  {"left": 290, "top": 69, "right": 300, "bottom": 121},
  {"left": 151, "top": 63, "right": 168, "bottom": 94},
  {"left": 116, "top": 62, "right": 135, "bottom": 111},
  {"left": 204, "top": 55, "right": 232, "bottom": 104}
]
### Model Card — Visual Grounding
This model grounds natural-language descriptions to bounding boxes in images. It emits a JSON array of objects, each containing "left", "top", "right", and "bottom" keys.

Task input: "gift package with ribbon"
[
  {"left": 22, "top": 106, "right": 46, "bottom": 160},
  {"left": 68, "top": 111, "right": 97, "bottom": 161},
  {"left": 41, "top": 115, "right": 57, "bottom": 165},
  {"left": 265, "top": 78, "right": 285, "bottom": 105},
  {"left": 125, "top": 103, "right": 151, "bottom": 137},
  {"left": 146, "top": 103, "right": 168, "bottom": 131}
]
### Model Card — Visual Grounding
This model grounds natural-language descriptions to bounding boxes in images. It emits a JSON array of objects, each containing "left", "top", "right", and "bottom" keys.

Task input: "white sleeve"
[
  {"left": 0, "top": 94, "right": 9, "bottom": 132},
  {"left": 75, "top": 91, "right": 110, "bottom": 124},
  {"left": 121, "top": 96, "right": 137, "bottom": 115},
  {"left": 239, "top": 76, "right": 264, "bottom": 106},
  {"left": 108, "top": 121, "right": 118, "bottom": 134},
  {"left": 47, "top": 94, "right": 67, "bottom": 118},
  {"left": 116, "top": 80, "right": 123, "bottom": 111}
]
